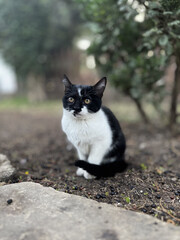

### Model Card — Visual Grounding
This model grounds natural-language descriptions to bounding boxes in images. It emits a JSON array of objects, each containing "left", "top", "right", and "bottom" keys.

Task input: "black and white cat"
[{"left": 61, "top": 75, "right": 127, "bottom": 179}]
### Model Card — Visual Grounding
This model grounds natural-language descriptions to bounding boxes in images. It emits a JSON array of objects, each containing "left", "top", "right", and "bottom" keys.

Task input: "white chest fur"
[{"left": 61, "top": 108, "right": 112, "bottom": 157}]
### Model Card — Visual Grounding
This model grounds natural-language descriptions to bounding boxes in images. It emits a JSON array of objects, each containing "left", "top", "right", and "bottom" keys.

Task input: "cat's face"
[{"left": 62, "top": 75, "right": 107, "bottom": 118}]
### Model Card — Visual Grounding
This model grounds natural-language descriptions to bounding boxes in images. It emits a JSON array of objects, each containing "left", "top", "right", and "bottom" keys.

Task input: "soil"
[{"left": 0, "top": 110, "right": 180, "bottom": 226}]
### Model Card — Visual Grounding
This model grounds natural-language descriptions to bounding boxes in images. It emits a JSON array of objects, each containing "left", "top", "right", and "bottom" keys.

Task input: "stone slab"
[
  {"left": 0, "top": 182, "right": 180, "bottom": 240},
  {"left": 0, "top": 154, "right": 15, "bottom": 181}
]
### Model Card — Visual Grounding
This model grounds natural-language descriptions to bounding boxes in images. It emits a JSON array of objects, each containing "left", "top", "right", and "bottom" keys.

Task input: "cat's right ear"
[
  {"left": 62, "top": 74, "right": 72, "bottom": 92},
  {"left": 93, "top": 77, "right": 107, "bottom": 97}
]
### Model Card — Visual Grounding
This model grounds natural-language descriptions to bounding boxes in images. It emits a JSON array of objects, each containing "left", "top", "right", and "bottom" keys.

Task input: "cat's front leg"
[
  {"left": 84, "top": 144, "right": 107, "bottom": 179},
  {"left": 83, "top": 171, "right": 95, "bottom": 179},
  {"left": 76, "top": 148, "right": 86, "bottom": 177},
  {"left": 88, "top": 144, "right": 106, "bottom": 165},
  {"left": 76, "top": 168, "right": 85, "bottom": 176}
]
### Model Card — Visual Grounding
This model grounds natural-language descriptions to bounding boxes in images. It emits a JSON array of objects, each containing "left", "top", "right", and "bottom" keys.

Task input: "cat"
[{"left": 61, "top": 74, "right": 127, "bottom": 179}]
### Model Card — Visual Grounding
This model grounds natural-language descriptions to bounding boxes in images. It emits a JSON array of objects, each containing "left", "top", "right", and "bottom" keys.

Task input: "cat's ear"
[
  {"left": 62, "top": 74, "right": 72, "bottom": 91},
  {"left": 93, "top": 77, "right": 107, "bottom": 97}
]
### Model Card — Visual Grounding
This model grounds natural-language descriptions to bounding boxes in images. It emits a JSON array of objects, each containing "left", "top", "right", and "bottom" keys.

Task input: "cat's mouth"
[{"left": 73, "top": 111, "right": 81, "bottom": 117}]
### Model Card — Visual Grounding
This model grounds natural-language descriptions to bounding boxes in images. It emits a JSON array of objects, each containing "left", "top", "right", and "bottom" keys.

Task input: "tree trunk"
[
  {"left": 130, "top": 95, "right": 150, "bottom": 124},
  {"left": 169, "top": 56, "right": 180, "bottom": 126},
  {"left": 27, "top": 75, "right": 47, "bottom": 102},
  {"left": 17, "top": 79, "right": 26, "bottom": 96}
]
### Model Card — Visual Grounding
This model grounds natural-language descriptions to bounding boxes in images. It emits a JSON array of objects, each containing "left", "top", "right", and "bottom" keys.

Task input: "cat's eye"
[
  {"left": 68, "top": 97, "right": 75, "bottom": 103},
  {"left": 84, "top": 99, "right": 91, "bottom": 104}
]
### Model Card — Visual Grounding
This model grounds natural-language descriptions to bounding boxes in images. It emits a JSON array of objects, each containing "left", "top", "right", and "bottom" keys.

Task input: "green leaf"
[
  {"left": 143, "top": 28, "right": 158, "bottom": 37},
  {"left": 113, "top": 28, "right": 120, "bottom": 37},
  {"left": 163, "top": 11, "right": 173, "bottom": 15},
  {"left": 149, "top": 2, "right": 161, "bottom": 9},
  {"left": 169, "top": 31, "right": 180, "bottom": 39},
  {"left": 148, "top": 9, "right": 160, "bottom": 18},
  {"left": 140, "top": 163, "right": 147, "bottom": 170},
  {"left": 161, "top": 0, "right": 180, "bottom": 11},
  {"left": 177, "top": 9, "right": 180, "bottom": 15},
  {"left": 125, "top": 197, "right": 130, "bottom": 204},
  {"left": 166, "top": 44, "right": 173, "bottom": 55},
  {"left": 168, "top": 20, "right": 180, "bottom": 26},
  {"left": 142, "top": 42, "right": 152, "bottom": 50},
  {"left": 158, "top": 35, "right": 168, "bottom": 46}
]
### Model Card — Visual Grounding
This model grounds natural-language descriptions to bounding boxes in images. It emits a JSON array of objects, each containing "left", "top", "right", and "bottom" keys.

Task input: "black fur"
[
  {"left": 75, "top": 160, "right": 127, "bottom": 178},
  {"left": 102, "top": 106, "right": 126, "bottom": 160},
  {"left": 62, "top": 85, "right": 101, "bottom": 114},
  {"left": 75, "top": 106, "right": 127, "bottom": 178}
]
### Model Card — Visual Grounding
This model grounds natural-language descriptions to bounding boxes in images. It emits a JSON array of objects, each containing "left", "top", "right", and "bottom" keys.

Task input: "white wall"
[{"left": 0, "top": 55, "right": 17, "bottom": 94}]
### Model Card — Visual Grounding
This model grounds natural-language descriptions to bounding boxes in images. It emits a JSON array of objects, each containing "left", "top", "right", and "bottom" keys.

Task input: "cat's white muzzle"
[{"left": 71, "top": 106, "right": 91, "bottom": 120}]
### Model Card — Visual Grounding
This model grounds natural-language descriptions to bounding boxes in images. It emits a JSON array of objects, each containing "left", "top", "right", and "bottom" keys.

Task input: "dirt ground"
[{"left": 0, "top": 110, "right": 180, "bottom": 226}]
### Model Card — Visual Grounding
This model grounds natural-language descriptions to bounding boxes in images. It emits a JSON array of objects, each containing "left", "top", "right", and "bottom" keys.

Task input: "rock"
[
  {"left": 0, "top": 182, "right": 180, "bottom": 240},
  {"left": 0, "top": 154, "right": 15, "bottom": 181},
  {"left": 139, "top": 142, "right": 147, "bottom": 150}
]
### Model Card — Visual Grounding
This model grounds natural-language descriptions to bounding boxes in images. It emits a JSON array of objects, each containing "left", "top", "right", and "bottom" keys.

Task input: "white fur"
[
  {"left": 61, "top": 107, "right": 112, "bottom": 179},
  {"left": 77, "top": 87, "right": 82, "bottom": 97}
]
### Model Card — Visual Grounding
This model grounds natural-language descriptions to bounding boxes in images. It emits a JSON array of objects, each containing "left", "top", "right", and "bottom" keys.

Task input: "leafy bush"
[{"left": 76, "top": 0, "right": 180, "bottom": 124}]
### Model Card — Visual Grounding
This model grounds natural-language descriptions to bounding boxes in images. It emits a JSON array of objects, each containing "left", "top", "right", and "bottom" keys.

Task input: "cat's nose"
[{"left": 74, "top": 107, "right": 81, "bottom": 112}]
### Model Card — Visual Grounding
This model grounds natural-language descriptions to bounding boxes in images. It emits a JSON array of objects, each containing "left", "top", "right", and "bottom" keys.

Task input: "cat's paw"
[
  {"left": 83, "top": 171, "right": 95, "bottom": 179},
  {"left": 76, "top": 168, "right": 85, "bottom": 176}
]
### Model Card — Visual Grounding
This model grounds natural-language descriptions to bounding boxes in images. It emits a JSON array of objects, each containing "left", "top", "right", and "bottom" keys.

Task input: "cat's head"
[{"left": 62, "top": 75, "right": 107, "bottom": 118}]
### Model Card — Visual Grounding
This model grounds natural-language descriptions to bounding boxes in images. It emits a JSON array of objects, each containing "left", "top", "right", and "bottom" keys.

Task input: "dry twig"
[{"left": 160, "top": 199, "right": 180, "bottom": 222}]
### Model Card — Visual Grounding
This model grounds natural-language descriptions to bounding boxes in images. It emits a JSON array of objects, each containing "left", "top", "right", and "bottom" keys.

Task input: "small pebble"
[
  {"left": 156, "top": 194, "right": 161, "bottom": 199},
  {"left": 149, "top": 210, "right": 155, "bottom": 214},
  {"left": 139, "top": 142, "right": 147, "bottom": 150},
  {"left": 170, "top": 195, "right": 174, "bottom": 199},
  {"left": 110, "top": 191, "right": 115, "bottom": 195},
  {"left": 161, "top": 212, "right": 166, "bottom": 217},
  {"left": 101, "top": 194, "right": 106, "bottom": 198},
  {"left": 177, "top": 174, "right": 180, "bottom": 179},
  {"left": 20, "top": 159, "right": 27, "bottom": 165},
  {"left": 96, "top": 194, "right": 101, "bottom": 199},
  {"left": 7, "top": 199, "right": 13, "bottom": 205},
  {"left": 110, "top": 186, "right": 115, "bottom": 191},
  {"left": 141, "top": 208, "right": 147, "bottom": 213},
  {"left": 117, "top": 202, "right": 123, "bottom": 207},
  {"left": 140, "top": 190, "right": 143, "bottom": 193},
  {"left": 142, "top": 176, "right": 147, "bottom": 180},
  {"left": 169, "top": 206, "right": 175, "bottom": 211},
  {"left": 151, "top": 203, "right": 156, "bottom": 208}
]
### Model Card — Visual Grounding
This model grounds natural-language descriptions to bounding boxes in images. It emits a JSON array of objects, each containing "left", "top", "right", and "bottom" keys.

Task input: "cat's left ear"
[
  {"left": 93, "top": 77, "right": 107, "bottom": 97},
  {"left": 62, "top": 74, "right": 73, "bottom": 92}
]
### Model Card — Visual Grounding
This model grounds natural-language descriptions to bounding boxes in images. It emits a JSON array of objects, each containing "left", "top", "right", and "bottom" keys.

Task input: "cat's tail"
[{"left": 75, "top": 160, "right": 128, "bottom": 178}]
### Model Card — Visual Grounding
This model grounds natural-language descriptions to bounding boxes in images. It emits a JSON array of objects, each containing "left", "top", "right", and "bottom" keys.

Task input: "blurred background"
[{"left": 0, "top": 0, "right": 179, "bottom": 126}]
